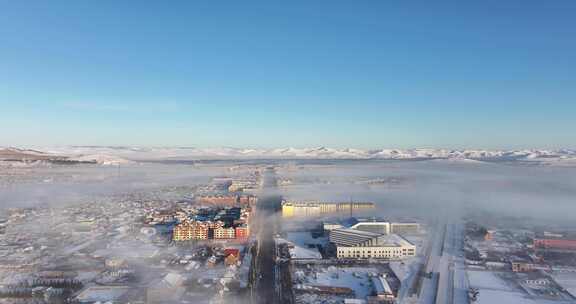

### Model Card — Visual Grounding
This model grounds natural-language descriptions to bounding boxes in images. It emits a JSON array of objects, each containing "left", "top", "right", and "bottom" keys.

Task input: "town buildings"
[
  {"left": 228, "top": 178, "right": 259, "bottom": 192},
  {"left": 172, "top": 207, "right": 251, "bottom": 241},
  {"left": 214, "top": 227, "right": 236, "bottom": 239}
]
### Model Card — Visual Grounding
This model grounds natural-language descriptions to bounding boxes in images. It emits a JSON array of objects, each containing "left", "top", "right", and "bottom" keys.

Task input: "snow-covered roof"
[{"left": 289, "top": 245, "right": 322, "bottom": 260}]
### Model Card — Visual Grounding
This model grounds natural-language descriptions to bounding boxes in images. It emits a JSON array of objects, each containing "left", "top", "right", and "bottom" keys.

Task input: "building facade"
[
  {"left": 214, "top": 227, "right": 236, "bottom": 239},
  {"left": 235, "top": 225, "right": 249, "bottom": 239}
]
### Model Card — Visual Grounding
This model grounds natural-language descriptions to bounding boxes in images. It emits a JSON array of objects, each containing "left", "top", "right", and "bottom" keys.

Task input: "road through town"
[{"left": 252, "top": 168, "right": 282, "bottom": 304}]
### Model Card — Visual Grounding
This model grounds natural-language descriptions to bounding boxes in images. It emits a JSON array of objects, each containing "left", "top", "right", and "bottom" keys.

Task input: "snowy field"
[
  {"left": 294, "top": 266, "right": 388, "bottom": 299},
  {"left": 551, "top": 272, "right": 576, "bottom": 299},
  {"left": 468, "top": 270, "right": 536, "bottom": 303},
  {"left": 467, "top": 270, "right": 575, "bottom": 304}
]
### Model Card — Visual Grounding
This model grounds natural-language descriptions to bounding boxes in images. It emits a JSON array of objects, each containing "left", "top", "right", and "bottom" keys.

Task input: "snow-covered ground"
[
  {"left": 277, "top": 231, "right": 327, "bottom": 260},
  {"left": 287, "top": 243, "right": 322, "bottom": 260},
  {"left": 68, "top": 153, "right": 134, "bottom": 165},
  {"left": 466, "top": 271, "right": 574, "bottom": 304},
  {"left": 551, "top": 272, "right": 576, "bottom": 299},
  {"left": 468, "top": 270, "right": 535, "bottom": 303},
  {"left": 294, "top": 266, "right": 381, "bottom": 299}
]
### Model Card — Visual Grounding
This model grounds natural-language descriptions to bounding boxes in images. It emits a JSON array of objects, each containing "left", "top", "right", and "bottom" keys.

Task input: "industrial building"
[
  {"left": 534, "top": 237, "right": 576, "bottom": 251},
  {"left": 329, "top": 228, "right": 416, "bottom": 259}
]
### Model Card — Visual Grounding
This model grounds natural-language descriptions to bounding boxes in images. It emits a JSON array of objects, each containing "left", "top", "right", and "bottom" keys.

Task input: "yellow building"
[
  {"left": 214, "top": 227, "right": 236, "bottom": 239},
  {"left": 282, "top": 201, "right": 375, "bottom": 218},
  {"left": 173, "top": 223, "right": 196, "bottom": 241},
  {"left": 282, "top": 203, "right": 295, "bottom": 218}
]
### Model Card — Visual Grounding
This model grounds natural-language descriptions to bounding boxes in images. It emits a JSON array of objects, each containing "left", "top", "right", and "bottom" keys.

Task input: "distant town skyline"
[{"left": 1, "top": 1, "right": 575, "bottom": 149}]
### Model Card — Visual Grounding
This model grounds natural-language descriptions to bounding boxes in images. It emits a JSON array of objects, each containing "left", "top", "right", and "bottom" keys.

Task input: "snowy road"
[
  {"left": 252, "top": 168, "right": 282, "bottom": 304},
  {"left": 418, "top": 221, "right": 445, "bottom": 304},
  {"left": 437, "top": 222, "right": 468, "bottom": 304},
  {"left": 416, "top": 215, "right": 469, "bottom": 304}
]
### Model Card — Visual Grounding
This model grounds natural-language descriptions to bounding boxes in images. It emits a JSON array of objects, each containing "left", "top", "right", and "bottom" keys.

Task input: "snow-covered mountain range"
[
  {"left": 2, "top": 146, "right": 575, "bottom": 166},
  {"left": 3, "top": 146, "right": 569, "bottom": 165}
]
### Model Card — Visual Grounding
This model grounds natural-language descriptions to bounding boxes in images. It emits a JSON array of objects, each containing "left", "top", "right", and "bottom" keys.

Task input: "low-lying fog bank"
[
  {"left": 1, "top": 159, "right": 575, "bottom": 224},
  {"left": 276, "top": 160, "right": 576, "bottom": 223}
]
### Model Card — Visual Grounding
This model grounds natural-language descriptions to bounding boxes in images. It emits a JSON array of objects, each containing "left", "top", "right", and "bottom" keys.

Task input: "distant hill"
[
  {"left": 0, "top": 147, "right": 65, "bottom": 161},
  {"left": 0, "top": 147, "right": 131, "bottom": 165}
]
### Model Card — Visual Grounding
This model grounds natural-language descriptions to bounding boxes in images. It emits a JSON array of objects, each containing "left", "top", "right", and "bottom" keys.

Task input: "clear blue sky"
[{"left": 1, "top": 1, "right": 575, "bottom": 149}]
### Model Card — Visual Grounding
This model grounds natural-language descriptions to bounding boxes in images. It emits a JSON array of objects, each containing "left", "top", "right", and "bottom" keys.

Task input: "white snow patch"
[{"left": 68, "top": 154, "right": 134, "bottom": 165}]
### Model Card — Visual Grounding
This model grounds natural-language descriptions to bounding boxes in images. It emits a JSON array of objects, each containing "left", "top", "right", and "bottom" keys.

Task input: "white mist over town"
[
  {"left": 1, "top": 147, "right": 576, "bottom": 304},
  {"left": 2, "top": 1, "right": 576, "bottom": 304}
]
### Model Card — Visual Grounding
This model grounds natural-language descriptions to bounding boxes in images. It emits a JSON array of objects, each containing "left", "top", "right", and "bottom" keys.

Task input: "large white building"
[
  {"left": 324, "top": 218, "right": 419, "bottom": 236},
  {"left": 349, "top": 218, "right": 391, "bottom": 235},
  {"left": 329, "top": 228, "right": 416, "bottom": 259},
  {"left": 324, "top": 218, "right": 391, "bottom": 235}
]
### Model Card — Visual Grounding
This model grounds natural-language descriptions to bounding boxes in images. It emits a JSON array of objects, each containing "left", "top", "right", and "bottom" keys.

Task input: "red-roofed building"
[
  {"left": 224, "top": 248, "right": 240, "bottom": 257},
  {"left": 534, "top": 238, "right": 576, "bottom": 251}
]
